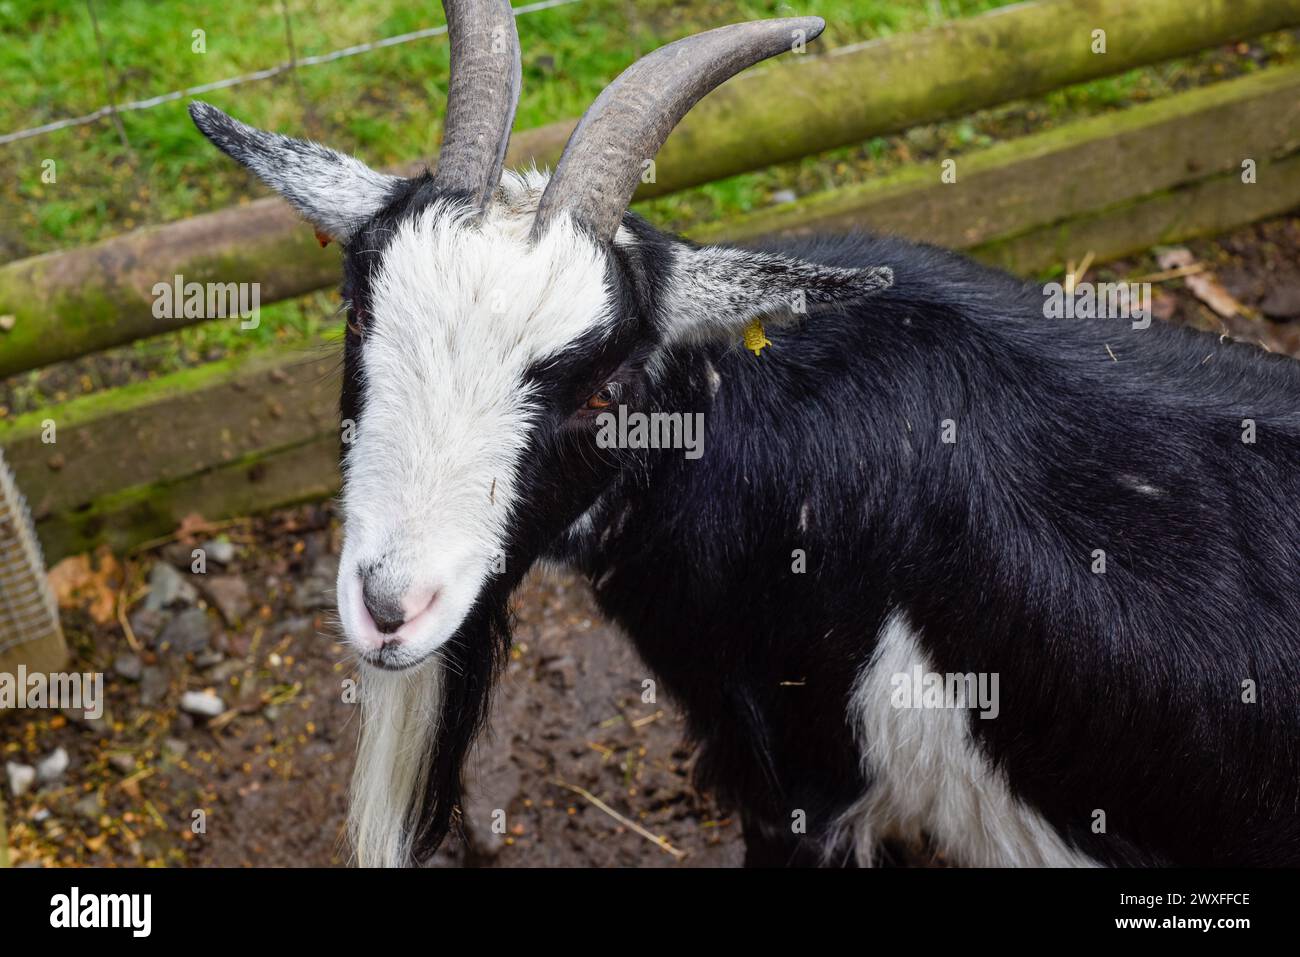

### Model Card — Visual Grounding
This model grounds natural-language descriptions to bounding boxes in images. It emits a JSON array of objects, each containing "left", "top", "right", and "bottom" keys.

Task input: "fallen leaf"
[
  {"left": 1156, "top": 247, "right": 1248, "bottom": 319},
  {"left": 175, "top": 511, "right": 215, "bottom": 545},
  {"left": 48, "top": 554, "right": 92, "bottom": 608},
  {"left": 46, "top": 546, "right": 120, "bottom": 623}
]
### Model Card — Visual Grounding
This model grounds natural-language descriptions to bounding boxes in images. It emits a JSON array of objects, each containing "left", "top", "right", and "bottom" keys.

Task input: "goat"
[{"left": 190, "top": 1, "right": 1300, "bottom": 867}]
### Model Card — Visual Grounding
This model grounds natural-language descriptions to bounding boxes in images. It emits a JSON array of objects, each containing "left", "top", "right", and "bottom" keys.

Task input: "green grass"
[
  {"left": 0, "top": 0, "right": 1019, "bottom": 251},
  {"left": 0, "top": 0, "right": 1294, "bottom": 412}
]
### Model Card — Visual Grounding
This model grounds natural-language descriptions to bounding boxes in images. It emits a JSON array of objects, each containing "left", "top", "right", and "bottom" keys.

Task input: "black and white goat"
[{"left": 191, "top": 1, "right": 1300, "bottom": 867}]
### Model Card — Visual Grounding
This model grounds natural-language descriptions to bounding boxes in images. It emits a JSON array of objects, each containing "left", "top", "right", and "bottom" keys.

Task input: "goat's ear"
[
  {"left": 660, "top": 244, "right": 893, "bottom": 347},
  {"left": 188, "top": 101, "right": 401, "bottom": 245}
]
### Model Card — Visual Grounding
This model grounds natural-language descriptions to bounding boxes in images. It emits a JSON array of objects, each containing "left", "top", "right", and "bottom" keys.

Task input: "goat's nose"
[{"left": 360, "top": 577, "right": 408, "bottom": 635}]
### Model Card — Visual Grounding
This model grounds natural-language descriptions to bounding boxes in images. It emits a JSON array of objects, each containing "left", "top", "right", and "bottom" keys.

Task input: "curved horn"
[
  {"left": 532, "top": 16, "right": 825, "bottom": 242},
  {"left": 432, "top": 0, "right": 522, "bottom": 209}
]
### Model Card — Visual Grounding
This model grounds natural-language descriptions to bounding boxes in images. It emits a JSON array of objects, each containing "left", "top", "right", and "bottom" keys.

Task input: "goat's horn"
[
  {"left": 432, "top": 0, "right": 522, "bottom": 209},
  {"left": 532, "top": 16, "right": 825, "bottom": 242}
]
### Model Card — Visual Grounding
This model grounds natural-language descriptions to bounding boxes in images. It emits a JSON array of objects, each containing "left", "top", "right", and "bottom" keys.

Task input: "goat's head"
[{"left": 191, "top": 1, "right": 891, "bottom": 863}]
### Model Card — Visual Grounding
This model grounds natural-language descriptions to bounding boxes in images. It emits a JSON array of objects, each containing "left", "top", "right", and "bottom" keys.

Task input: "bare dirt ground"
[
  {"left": 2, "top": 504, "right": 741, "bottom": 868},
  {"left": 2, "top": 212, "right": 1298, "bottom": 868}
]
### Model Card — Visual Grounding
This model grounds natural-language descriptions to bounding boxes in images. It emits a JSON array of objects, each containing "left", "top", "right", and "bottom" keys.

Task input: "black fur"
[
  {"left": 343, "top": 192, "right": 1300, "bottom": 866},
  {"left": 577, "top": 228, "right": 1300, "bottom": 866},
  {"left": 192, "top": 75, "right": 1300, "bottom": 873}
]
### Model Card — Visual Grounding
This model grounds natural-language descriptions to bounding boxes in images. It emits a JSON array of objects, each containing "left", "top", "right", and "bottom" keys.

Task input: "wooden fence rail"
[
  {"left": 698, "top": 64, "right": 1300, "bottom": 264},
  {"left": 4, "top": 59, "right": 1300, "bottom": 561},
  {"left": 0, "top": 0, "right": 1299, "bottom": 564},
  {"left": 1, "top": 0, "right": 1298, "bottom": 377}
]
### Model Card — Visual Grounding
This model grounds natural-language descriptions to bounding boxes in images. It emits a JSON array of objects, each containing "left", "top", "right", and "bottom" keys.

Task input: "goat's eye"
[{"left": 584, "top": 382, "right": 619, "bottom": 410}]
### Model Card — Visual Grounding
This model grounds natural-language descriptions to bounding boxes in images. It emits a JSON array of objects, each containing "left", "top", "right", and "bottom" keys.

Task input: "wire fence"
[{"left": 0, "top": 0, "right": 583, "bottom": 147}]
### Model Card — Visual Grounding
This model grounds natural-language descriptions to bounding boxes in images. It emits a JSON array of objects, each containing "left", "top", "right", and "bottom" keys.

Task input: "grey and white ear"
[
  {"left": 661, "top": 244, "right": 894, "bottom": 347},
  {"left": 188, "top": 101, "right": 401, "bottom": 245}
]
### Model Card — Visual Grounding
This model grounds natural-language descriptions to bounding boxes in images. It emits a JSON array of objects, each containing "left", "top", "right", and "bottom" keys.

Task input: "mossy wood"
[
  {"left": 2, "top": 0, "right": 1298, "bottom": 377},
  {"left": 693, "top": 64, "right": 1300, "bottom": 255},
  {"left": 3, "top": 28, "right": 1300, "bottom": 560},
  {"left": 0, "top": 343, "right": 341, "bottom": 523}
]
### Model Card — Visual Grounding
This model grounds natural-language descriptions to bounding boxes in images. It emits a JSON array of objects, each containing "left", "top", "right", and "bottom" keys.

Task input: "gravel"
[
  {"left": 113, "top": 652, "right": 143, "bottom": 681},
  {"left": 144, "top": 561, "right": 196, "bottom": 611},
  {"left": 36, "top": 747, "right": 69, "bottom": 783},
  {"left": 179, "top": 690, "right": 225, "bottom": 718},
  {"left": 158, "top": 608, "right": 214, "bottom": 655},
  {"left": 199, "top": 574, "right": 252, "bottom": 625},
  {"left": 6, "top": 761, "right": 36, "bottom": 797},
  {"left": 204, "top": 536, "right": 237, "bottom": 565}
]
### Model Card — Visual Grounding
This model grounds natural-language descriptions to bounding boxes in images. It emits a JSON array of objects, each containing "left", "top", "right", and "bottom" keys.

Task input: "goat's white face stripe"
[{"left": 336, "top": 173, "right": 614, "bottom": 665}]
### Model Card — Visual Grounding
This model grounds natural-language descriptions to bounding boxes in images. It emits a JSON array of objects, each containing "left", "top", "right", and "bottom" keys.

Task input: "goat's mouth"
[{"left": 359, "top": 643, "right": 431, "bottom": 671}]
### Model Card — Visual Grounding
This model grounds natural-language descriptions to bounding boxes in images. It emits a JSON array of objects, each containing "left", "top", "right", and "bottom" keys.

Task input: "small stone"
[
  {"left": 194, "top": 649, "right": 225, "bottom": 669},
  {"left": 129, "top": 607, "right": 167, "bottom": 644},
  {"left": 160, "top": 540, "right": 195, "bottom": 568},
  {"left": 1260, "top": 284, "right": 1300, "bottom": 321},
  {"left": 73, "top": 793, "right": 103, "bottom": 822},
  {"left": 262, "top": 704, "right": 281, "bottom": 723},
  {"left": 162, "top": 737, "right": 189, "bottom": 759},
  {"left": 139, "top": 666, "right": 168, "bottom": 708},
  {"left": 113, "top": 652, "right": 143, "bottom": 681},
  {"left": 36, "top": 747, "right": 69, "bottom": 782},
  {"left": 203, "top": 536, "right": 237, "bottom": 565},
  {"left": 6, "top": 761, "right": 36, "bottom": 797},
  {"left": 108, "top": 753, "right": 136, "bottom": 775},
  {"left": 144, "top": 561, "right": 185, "bottom": 610},
  {"left": 179, "top": 690, "right": 225, "bottom": 718},
  {"left": 771, "top": 188, "right": 798, "bottom": 204},
  {"left": 158, "top": 607, "right": 214, "bottom": 654},
  {"left": 0, "top": 314, "right": 15, "bottom": 332},
  {"left": 206, "top": 660, "right": 245, "bottom": 685},
  {"left": 200, "top": 575, "right": 251, "bottom": 626}
]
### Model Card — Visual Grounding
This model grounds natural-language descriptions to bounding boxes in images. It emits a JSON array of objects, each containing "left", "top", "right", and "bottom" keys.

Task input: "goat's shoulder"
[{"left": 737, "top": 230, "right": 1300, "bottom": 419}]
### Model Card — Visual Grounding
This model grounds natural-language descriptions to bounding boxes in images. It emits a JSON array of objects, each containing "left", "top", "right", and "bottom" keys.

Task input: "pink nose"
[{"left": 354, "top": 573, "right": 439, "bottom": 649}]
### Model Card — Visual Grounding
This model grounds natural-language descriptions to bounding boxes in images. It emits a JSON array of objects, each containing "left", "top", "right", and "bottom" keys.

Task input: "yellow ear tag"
[{"left": 742, "top": 317, "right": 771, "bottom": 356}]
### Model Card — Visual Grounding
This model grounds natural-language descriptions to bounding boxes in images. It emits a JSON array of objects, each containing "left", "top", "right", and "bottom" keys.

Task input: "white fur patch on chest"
[{"left": 836, "top": 610, "right": 1099, "bottom": 867}]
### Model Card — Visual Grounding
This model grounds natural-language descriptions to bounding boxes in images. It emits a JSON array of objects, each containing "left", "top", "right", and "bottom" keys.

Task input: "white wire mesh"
[
  {"left": 0, "top": 0, "right": 583, "bottom": 146},
  {"left": 0, "top": 447, "right": 62, "bottom": 657}
]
